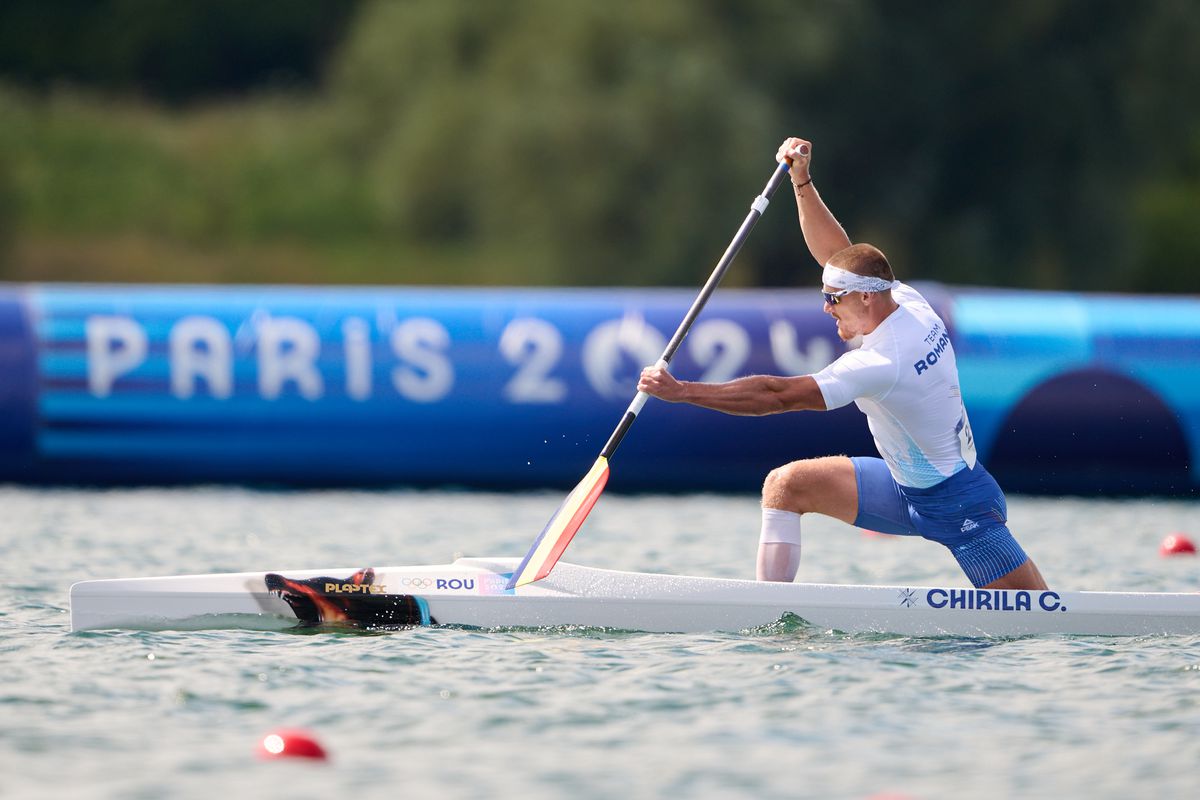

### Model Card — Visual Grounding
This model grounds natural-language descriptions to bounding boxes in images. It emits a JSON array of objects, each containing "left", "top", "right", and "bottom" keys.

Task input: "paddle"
[{"left": 506, "top": 157, "right": 797, "bottom": 589}]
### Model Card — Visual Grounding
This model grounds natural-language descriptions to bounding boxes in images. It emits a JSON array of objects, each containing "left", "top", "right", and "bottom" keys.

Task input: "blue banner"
[{"left": 2, "top": 283, "right": 1196, "bottom": 494}]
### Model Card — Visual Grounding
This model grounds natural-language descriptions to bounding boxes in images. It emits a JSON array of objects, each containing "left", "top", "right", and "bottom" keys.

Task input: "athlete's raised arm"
[{"left": 776, "top": 137, "right": 852, "bottom": 267}]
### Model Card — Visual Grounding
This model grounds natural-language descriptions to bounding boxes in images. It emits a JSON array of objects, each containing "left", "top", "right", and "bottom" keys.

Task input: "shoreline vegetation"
[{"left": 1, "top": 1, "right": 1198, "bottom": 292}]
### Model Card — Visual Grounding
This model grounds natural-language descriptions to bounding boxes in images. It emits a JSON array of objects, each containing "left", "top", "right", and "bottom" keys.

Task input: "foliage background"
[{"left": 1, "top": 0, "right": 1198, "bottom": 291}]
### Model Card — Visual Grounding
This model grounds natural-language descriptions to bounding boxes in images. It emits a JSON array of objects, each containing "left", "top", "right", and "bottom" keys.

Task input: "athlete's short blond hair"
[{"left": 828, "top": 243, "right": 895, "bottom": 282}]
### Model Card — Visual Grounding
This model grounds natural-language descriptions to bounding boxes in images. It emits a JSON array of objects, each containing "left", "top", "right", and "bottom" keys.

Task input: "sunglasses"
[{"left": 822, "top": 288, "right": 854, "bottom": 305}]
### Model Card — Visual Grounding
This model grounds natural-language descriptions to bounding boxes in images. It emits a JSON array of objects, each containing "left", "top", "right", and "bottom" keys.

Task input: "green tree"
[
  {"left": 330, "top": 0, "right": 839, "bottom": 285},
  {"left": 0, "top": 156, "right": 12, "bottom": 269},
  {"left": 768, "top": 0, "right": 1200, "bottom": 291},
  {"left": 3, "top": 0, "right": 1199, "bottom": 291},
  {"left": 0, "top": 0, "right": 359, "bottom": 104}
]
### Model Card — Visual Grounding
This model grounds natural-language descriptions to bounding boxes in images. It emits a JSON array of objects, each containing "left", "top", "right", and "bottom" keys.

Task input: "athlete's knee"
[
  {"left": 762, "top": 461, "right": 809, "bottom": 511},
  {"left": 762, "top": 464, "right": 790, "bottom": 502},
  {"left": 762, "top": 457, "right": 852, "bottom": 514}
]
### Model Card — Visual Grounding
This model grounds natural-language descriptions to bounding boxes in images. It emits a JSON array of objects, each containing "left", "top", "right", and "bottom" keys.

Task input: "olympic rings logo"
[{"left": 396, "top": 577, "right": 434, "bottom": 589}]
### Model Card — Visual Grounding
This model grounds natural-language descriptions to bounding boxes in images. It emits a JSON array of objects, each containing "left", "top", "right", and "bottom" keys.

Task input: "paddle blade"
[{"left": 506, "top": 456, "right": 610, "bottom": 589}]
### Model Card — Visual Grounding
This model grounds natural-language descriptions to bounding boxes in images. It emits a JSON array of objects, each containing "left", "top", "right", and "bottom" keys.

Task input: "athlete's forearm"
[
  {"left": 793, "top": 180, "right": 852, "bottom": 266},
  {"left": 673, "top": 374, "right": 824, "bottom": 416}
]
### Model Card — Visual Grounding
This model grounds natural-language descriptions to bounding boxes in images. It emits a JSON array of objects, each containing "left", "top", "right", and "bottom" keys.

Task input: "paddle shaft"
[
  {"left": 507, "top": 159, "right": 797, "bottom": 588},
  {"left": 599, "top": 160, "right": 793, "bottom": 459}
]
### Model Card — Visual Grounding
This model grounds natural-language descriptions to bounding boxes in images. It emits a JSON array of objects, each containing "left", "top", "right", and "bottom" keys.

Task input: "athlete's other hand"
[{"left": 638, "top": 365, "right": 686, "bottom": 403}]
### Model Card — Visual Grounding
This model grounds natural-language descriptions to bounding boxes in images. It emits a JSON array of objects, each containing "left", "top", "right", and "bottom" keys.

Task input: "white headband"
[{"left": 822, "top": 264, "right": 900, "bottom": 293}]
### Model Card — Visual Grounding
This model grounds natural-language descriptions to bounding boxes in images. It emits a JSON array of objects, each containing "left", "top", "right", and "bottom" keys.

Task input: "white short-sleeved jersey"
[{"left": 812, "top": 283, "right": 977, "bottom": 488}]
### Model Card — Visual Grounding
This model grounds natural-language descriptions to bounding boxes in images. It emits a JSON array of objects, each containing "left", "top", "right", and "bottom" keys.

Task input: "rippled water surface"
[{"left": 3, "top": 487, "right": 1199, "bottom": 799}]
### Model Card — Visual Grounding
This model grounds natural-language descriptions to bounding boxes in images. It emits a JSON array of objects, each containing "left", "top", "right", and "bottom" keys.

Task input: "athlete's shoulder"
[
  {"left": 891, "top": 282, "right": 928, "bottom": 308},
  {"left": 815, "top": 342, "right": 897, "bottom": 404},
  {"left": 833, "top": 344, "right": 891, "bottom": 369}
]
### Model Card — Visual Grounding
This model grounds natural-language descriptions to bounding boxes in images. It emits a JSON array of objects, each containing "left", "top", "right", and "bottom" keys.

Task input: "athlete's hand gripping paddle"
[{"left": 507, "top": 156, "right": 799, "bottom": 589}]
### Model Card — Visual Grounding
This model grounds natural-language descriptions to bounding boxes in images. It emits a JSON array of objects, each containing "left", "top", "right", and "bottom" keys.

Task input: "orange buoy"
[
  {"left": 1160, "top": 534, "right": 1197, "bottom": 556},
  {"left": 258, "top": 729, "right": 329, "bottom": 761}
]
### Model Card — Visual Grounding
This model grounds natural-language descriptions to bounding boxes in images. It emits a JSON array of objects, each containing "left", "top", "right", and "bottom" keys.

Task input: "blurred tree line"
[
  {"left": 0, "top": 0, "right": 358, "bottom": 102},
  {"left": 0, "top": 0, "right": 1197, "bottom": 291}
]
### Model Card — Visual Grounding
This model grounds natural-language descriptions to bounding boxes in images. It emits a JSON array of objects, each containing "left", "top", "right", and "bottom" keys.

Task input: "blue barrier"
[
  {"left": 950, "top": 288, "right": 1198, "bottom": 494},
  {"left": 1, "top": 282, "right": 1196, "bottom": 495}
]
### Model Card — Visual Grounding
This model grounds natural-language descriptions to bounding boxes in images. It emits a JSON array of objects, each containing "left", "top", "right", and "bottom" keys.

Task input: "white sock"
[
  {"left": 759, "top": 507, "right": 802, "bottom": 545},
  {"left": 757, "top": 508, "right": 801, "bottom": 582}
]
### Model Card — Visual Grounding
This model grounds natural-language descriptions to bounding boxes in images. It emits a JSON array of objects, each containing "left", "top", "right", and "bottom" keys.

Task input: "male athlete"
[{"left": 638, "top": 137, "right": 1047, "bottom": 590}]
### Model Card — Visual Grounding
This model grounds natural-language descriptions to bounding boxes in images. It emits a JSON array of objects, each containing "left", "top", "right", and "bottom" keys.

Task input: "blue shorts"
[{"left": 851, "top": 457, "right": 1028, "bottom": 588}]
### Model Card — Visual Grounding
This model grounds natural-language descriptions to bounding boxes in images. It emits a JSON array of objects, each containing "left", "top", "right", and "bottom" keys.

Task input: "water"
[{"left": 3, "top": 486, "right": 1199, "bottom": 799}]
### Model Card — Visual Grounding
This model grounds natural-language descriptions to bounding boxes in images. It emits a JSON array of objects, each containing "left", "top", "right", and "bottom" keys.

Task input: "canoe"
[{"left": 69, "top": 557, "right": 1200, "bottom": 637}]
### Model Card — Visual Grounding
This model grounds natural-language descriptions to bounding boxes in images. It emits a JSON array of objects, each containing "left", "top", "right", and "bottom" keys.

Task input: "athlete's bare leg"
[
  {"left": 983, "top": 558, "right": 1048, "bottom": 590},
  {"left": 757, "top": 456, "right": 858, "bottom": 582}
]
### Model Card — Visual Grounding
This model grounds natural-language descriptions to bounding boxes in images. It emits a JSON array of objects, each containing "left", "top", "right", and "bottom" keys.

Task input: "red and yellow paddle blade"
[{"left": 506, "top": 456, "right": 610, "bottom": 589}]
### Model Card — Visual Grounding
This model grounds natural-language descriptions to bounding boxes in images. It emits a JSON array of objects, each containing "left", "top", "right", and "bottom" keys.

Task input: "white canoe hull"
[{"left": 69, "top": 557, "right": 1200, "bottom": 637}]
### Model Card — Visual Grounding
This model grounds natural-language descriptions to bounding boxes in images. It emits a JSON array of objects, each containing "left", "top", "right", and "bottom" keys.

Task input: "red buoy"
[
  {"left": 258, "top": 729, "right": 329, "bottom": 761},
  {"left": 1160, "top": 534, "right": 1197, "bottom": 556}
]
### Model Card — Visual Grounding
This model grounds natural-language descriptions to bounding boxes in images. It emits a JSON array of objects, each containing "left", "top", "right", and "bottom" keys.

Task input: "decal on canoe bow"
[{"left": 265, "top": 568, "right": 433, "bottom": 627}]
